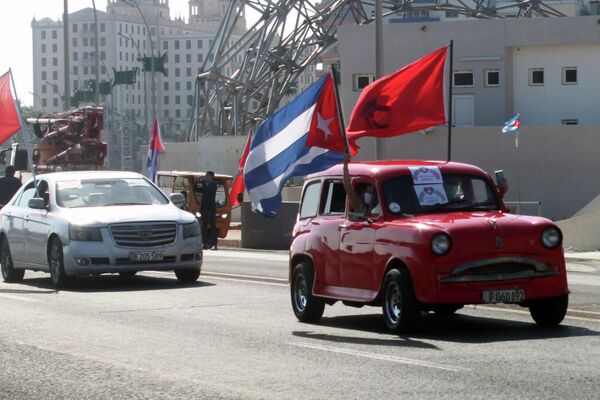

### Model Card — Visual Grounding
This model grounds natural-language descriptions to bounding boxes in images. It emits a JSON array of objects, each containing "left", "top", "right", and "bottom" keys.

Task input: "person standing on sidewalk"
[
  {"left": 199, "top": 171, "right": 218, "bottom": 250},
  {"left": 0, "top": 166, "right": 21, "bottom": 208}
]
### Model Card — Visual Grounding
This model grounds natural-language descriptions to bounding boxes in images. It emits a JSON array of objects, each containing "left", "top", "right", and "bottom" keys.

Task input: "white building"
[{"left": 31, "top": 0, "right": 245, "bottom": 141}]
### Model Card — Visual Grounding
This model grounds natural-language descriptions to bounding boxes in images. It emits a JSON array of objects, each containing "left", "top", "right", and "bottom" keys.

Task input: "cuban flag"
[
  {"left": 502, "top": 114, "right": 520, "bottom": 133},
  {"left": 147, "top": 118, "right": 165, "bottom": 183},
  {"left": 243, "top": 74, "right": 346, "bottom": 217}
]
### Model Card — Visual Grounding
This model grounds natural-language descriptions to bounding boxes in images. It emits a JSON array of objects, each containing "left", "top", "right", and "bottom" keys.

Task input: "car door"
[
  {"left": 5, "top": 183, "right": 37, "bottom": 267},
  {"left": 23, "top": 179, "right": 52, "bottom": 267},
  {"left": 339, "top": 179, "right": 382, "bottom": 293}
]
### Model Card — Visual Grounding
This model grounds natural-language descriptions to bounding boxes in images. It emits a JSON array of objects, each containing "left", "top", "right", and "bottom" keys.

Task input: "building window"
[
  {"left": 186, "top": 54, "right": 191, "bottom": 63},
  {"left": 197, "top": 39, "right": 203, "bottom": 49},
  {"left": 186, "top": 67, "right": 191, "bottom": 77},
  {"left": 529, "top": 68, "right": 544, "bottom": 86},
  {"left": 175, "top": 54, "right": 180, "bottom": 63},
  {"left": 485, "top": 69, "right": 499, "bottom": 87},
  {"left": 100, "top": 37, "right": 105, "bottom": 46},
  {"left": 175, "top": 95, "right": 180, "bottom": 105},
  {"left": 561, "top": 119, "right": 579, "bottom": 125},
  {"left": 453, "top": 70, "right": 473, "bottom": 87},
  {"left": 83, "top": 23, "right": 88, "bottom": 31},
  {"left": 41, "top": 58, "right": 46, "bottom": 67},
  {"left": 174, "top": 40, "right": 180, "bottom": 50},
  {"left": 83, "top": 66, "right": 89, "bottom": 75},
  {"left": 73, "top": 80, "right": 78, "bottom": 89},
  {"left": 42, "top": 98, "right": 47, "bottom": 107},
  {"left": 164, "top": 109, "right": 169, "bottom": 118},
  {"left": 163, "top": 41, "right": 168, "bottom": 50},
  {"left": 175, "top": 81, "right": 180, "bottom": 91},
  {"left": 164, "top": 96, "right": 169, "bottom": 105},
  {"left": 72, "top": 24, "right": 78, "bottom": 33},
  {"left": 52, "top": 30, "right": 57, "bottom": 39},
  {"left": 100, "top": 22, "right": 105, "bottom": 33},
  {"left": 186, "top": 40, "right": 191, "bottom": 49},
  {"left": 83, "top": 38, "right": 88, "bottom": 47},
  {"left": 41, "top": 30, "right": 46, "bottom": 39},
  {"left": 52, "top": 57, "right": 58, "bottom": 66},
  {"left": 52, "top": 44, "right": 57, "bottom": 52},
  {"left": 352, "top": 74, "right": 375, "bottom": 91},
  {"left": 445, "top": 11, "right": 459, "bottom": 18},
  {"left": 186, "top": 81, "right": 192, "bottom": 91},
  {"left": 53, "top": 98, "right": 58, "bottom": 107},
  {"left": 41, "top": 44, "right": 46, "bottom": 53},
  {"left": 42, "top": 71, "right": 47, "bottom": 80},
  {"left": 73, "top": 66, "right": 78, "bottom": 75},
  {"left": 73, "top": 52, "right": 78, "bottom": 61},
  {"left": 72, "top": 38, "right": 77, "bottom": 47},
  {"left": 164, "top": 82, "right": 169, "bottom": 91},
  {"left": 562, "top": 67, "right": 577, "bottom": 85},
  {"left": 175, "top": 68, "right": 180, "bottom": 77},
  {"left": 197, "top": 53, "right": 203, "bottom": 63},
  {"left": 101, "top": 51, "right": 106, "bottom": 60},
  {"left": 52, "top": 71, "right": 58, "bottom": 80},
  {"left": 42, "top": 85, "right": 47, "bottom": 94},
  {"left": 176, "top": 109, "right": 181, "bottom": 118}
]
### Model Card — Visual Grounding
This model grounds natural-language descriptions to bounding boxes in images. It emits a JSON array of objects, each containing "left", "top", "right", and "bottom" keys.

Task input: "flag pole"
[
  {"left": 330, "top": 64, "right": 350, "bottom": 155},
  {"left": 447, "top": 40, "right": 453, "bottom": 162}
]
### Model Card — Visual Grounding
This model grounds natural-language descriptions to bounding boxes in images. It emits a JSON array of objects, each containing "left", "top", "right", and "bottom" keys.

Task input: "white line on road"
[
  {"left": 288, "top": 342, "right": 471, "bottom": 372},
  {"left": 469, "top": 305, "right": 600, "bottom": 323},
  {"left": 0, "top": 293, "right": 40, "bottom": 303},
  {"left": 203, "top": 271, "right": 288, "bottom": 283},
  {"left": 203, "top": 275, "right": 287, "bottom": 287},
  {"left": 203, "top": 249, "right": 288, "bottom": 262}
]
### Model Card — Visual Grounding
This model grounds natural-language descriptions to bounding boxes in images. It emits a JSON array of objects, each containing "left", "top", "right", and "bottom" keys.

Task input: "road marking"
[
  {"left": 204, "top": 249, "right": 288, "bottom": 262},
  {"left": 288, "top": 342, "right": 470, "bottom": 372},
  {"left": 202, "top": 271, "right": 288, "bottom": 284},
  {"left": 203, "top": 275, "right": 287, "bottom": 287},
  {"left": 0, "top": 293, "right": 40, "bottom": 303},
  {"left": 469, "top": 305, "right": 600, "bottom": 323}
]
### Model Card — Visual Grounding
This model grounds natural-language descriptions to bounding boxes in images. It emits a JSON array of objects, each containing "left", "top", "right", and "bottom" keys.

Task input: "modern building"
[{"left": 31, "top": 0, "right": 245, "bottom": 145}]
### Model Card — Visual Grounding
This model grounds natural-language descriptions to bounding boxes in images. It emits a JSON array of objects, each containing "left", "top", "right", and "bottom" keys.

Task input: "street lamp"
[
  {"left": 120, "top": 0, "right": 156, "bottom": 128},
  {"left": 118, "top": 31, "right": 149, "bottom": 134}
]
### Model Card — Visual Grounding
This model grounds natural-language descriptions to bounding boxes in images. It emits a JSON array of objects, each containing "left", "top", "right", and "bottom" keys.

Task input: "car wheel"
[
  {"left": 119, "top": 271, "right": 137, "bottom": 278},
  {"left": 382, "top": 269, "right": 421, "bottom": 333},
  {"left": 175, "top": 268, "right": 200, "bottom": 283},
  {"left": 48, "top": 237, "right": 71, "bottom": 289},
  {"left": 0, "top": 238, "right": 24, "bottom": 283},
  {"left": 290, "top": 262, "right": 325, "bottom": 323},
  {"left": 529, "top": 295, "right": 568, "bottom": 326}
]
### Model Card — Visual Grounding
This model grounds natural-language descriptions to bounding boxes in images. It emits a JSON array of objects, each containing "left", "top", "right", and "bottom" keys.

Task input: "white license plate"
[
  {"left": 482, "top": 289, "right": 525, "bottom": 304},
  {"left": 129, "top": 251, "right": 164, "bottom": 262}
]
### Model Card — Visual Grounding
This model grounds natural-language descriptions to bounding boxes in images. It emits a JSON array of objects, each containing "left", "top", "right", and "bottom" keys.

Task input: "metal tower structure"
[{"left": 190, "top": 0, "right": 564, "bottom": 140}]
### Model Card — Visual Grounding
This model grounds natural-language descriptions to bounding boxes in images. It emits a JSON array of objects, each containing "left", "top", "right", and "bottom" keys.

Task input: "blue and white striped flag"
[{"left": 243, "top": 75, "right": 345, "bottom": 217}]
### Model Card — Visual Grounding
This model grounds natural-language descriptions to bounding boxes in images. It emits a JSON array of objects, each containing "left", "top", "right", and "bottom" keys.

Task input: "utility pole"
[
  {"left": 92, "top": 0, "right": 100, "bottom": 105},
  {"left": 63, "top": 0, "right": 70, "bottom": 110}
]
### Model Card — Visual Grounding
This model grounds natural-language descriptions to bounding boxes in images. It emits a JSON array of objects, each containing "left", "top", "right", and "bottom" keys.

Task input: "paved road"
[{"left": 1, "top": 250, "right": 599, "bottom": 399}]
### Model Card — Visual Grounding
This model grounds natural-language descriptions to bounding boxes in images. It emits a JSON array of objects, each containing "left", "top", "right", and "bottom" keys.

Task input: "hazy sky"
[{"left": 0, "top": 0, "right": 193, "bottom": 106}]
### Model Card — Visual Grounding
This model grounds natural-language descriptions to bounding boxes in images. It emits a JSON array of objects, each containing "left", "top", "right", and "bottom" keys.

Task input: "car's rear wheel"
[
  {"left": 175, "top": 268, "right": 200, "bottom": 283},
  {"left": 1, "top": 238, "right": 24, "bottom": 283},
  {"left": 49, "top": 237, "right": 71, "bottom": 289},
  {"left": 291, "top": 262, "right": 325, "bottom": 323},
  {"left": 382, "top": 269, "right": 421, "bottom": 333},
  {"left": 529, "top": 295, "right": 568, "bottom": 326}
]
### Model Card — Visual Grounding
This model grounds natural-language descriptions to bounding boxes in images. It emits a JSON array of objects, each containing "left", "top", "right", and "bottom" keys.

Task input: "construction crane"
[{"left": 189, "top": 0, "right": 564, "bottom": 140}]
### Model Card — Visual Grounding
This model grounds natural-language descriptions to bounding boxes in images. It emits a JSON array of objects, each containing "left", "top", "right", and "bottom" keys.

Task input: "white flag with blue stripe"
[{"left": 243, "top": 74, "right": 346, "bottom": 217}]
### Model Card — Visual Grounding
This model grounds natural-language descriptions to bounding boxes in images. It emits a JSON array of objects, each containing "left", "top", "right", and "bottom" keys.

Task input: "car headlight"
[
  {"left": 183, "top": 221, "right": 201, "bottom": 239},
  {"left": 69, "top": 225, "right": 103, "bottom": 242},
  {"left": 431, "top": 233, "right": 452, "bottom": 255},
  {"left": 541, "top": 227, "right": 561, "bottom": 249}
]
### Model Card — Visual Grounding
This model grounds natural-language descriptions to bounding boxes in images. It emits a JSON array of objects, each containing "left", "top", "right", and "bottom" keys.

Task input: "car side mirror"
[
  {"left": 494, "top": 170, "right": 509, "bottom": 199},
  {"left": 28, "top": 198, "right": 46, "bottom": 210},
  {"left": 170, "top": 193, "right": 186, "bottom": 209}
]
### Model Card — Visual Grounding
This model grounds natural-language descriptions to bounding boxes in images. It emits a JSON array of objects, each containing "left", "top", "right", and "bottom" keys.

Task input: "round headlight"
[
  {"left": 541, "top": 227, "right": 561, "bottom": 249},
  {"left": 431, "top": 233, "right": 452, "bottom": 255}
]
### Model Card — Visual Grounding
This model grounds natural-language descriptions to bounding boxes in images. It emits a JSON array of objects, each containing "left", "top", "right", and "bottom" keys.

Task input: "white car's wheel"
[
  {"left": 1, "top": 238, "right": 24, "bottom": 283},
  {"left": 48, "top": 237, "right": 71, "bottom": 289},
  {"left": 175, "top": 269, "right": 200, "bottom": 283}
]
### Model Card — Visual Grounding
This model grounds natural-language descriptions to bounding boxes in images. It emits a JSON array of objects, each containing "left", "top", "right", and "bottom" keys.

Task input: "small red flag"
[
  {"left": 229, "top": 132, "right": 252, "bottom": 207},
  {"left": 0, "top": 71, "right": 22, "bottom": 146},
  {"left": 346, "top": 46, "right": 448, "bottom": 152},
  {"left": 305, "top": 74, "right": 346, "bottom": 153}
]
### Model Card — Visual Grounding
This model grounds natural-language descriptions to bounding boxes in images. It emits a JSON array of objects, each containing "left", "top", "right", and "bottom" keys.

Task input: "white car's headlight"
[
  {"left": 541, "top": 227, "right": 561, "bottom": 249},
  {"left": 183, "top": 221, "right": 201, "bottom": 239},
  {"left": 69, "top": 225, "right": 103, "bottom": 242},
  {"left": 431, "top": 233, "right": 452, "bottom": 255}
]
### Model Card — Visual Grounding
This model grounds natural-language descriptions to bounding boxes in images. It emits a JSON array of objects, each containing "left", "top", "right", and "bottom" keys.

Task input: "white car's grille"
[{"left": 110, "top": 222, "right": 177, "bottom": 247}]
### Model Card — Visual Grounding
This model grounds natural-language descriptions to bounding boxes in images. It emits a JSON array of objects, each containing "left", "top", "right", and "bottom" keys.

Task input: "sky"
[{"left": 0, "top": 0, "right": 193, "bottom": 106}]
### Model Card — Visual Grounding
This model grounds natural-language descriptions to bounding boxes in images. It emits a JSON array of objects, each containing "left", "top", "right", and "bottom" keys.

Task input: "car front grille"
[
  {"left": 115, "top": 256, "right": 177, "bottom": 265},
  {"left": 464, "top": 263, "right": 532, "bottom": 276},
  {"left": 440, "top": 256, "right": 559, "bottom": 283},
  {"left": 110, "top": 222, "right": 177, "bottom": 248}
]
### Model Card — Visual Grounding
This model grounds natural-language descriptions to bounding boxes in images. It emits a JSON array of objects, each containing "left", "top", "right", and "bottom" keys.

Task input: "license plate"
[
  {"left": 482, "top": 289, "right": 525, "bottom": 304},
  {"left": 129, "top": 251, "right": 164, "bottom": 262}
]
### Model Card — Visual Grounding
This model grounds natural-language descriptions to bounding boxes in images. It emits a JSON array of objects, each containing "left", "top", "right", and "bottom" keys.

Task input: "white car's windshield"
[{"left": 56, "top": 178, "right": 169, "bottom": 208}]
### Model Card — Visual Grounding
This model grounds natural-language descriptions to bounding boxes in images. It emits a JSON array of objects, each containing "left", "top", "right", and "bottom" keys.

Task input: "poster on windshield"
[
  {"left": 414, "top": 184, "right": 449, "bottom": 206},
  {"left": 409, "top": 166, "right": 448, "bottom": 206}
]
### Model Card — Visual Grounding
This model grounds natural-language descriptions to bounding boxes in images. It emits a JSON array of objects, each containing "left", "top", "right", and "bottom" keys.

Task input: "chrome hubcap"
[
  {"left": 294, "top": 274, "right": 308, "bottom": 312},
  {"left": 386, "top": 282, "right": 402, "bottom": 323}
]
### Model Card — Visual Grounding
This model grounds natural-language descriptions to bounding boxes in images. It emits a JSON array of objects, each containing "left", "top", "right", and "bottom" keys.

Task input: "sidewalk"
[{"left": 217, "top": 223, "right": 242, "bottom": 248}]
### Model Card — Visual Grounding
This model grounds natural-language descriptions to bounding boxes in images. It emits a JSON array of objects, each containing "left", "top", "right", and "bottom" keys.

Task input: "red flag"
[
  {"left": 305, "top": 73, "right": 346, "bottom": 153},
  {"left": 147, "top": 118, "right": 165, "bottom": 183},
  {"left": 229, "top": 133, "right": 252, "bottom": 207},
  {"left": 0, "top": 71, "right": 22, "bottom": 145},
  {"left": 346, "top": 46, "right": 448, "bottom": 152}
]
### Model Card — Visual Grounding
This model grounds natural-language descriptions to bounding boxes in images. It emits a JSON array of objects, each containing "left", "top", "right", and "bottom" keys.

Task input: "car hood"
[
  {"left": 57, "top": 204, "right": 195, "bottom": 226},
  {"left": 401, "top": 211, "right": 550, "bottom": 232}
]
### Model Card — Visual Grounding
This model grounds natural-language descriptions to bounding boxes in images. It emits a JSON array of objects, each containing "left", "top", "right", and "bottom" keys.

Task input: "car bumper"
[{"left": 62, "top": 238, "right": 203, "bottom": 276}]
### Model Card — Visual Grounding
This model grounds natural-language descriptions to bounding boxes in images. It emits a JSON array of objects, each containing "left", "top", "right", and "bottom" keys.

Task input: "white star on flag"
[{"left": 316, "top": 112, "right": 333, "bottom": 141}]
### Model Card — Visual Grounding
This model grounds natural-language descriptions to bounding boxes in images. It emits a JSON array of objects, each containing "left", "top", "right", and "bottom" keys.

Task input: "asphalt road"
[{"left": 1, "top": 250, "right": 599, "bottom": 399}]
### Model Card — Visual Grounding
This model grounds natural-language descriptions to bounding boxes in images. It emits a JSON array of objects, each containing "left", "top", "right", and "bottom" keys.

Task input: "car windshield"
[
  {"left": 382, "top": 173, "right": 500, "bottom": 215},
  {"left": 56, "top": 178, "right": 169, "bottom": 208}
]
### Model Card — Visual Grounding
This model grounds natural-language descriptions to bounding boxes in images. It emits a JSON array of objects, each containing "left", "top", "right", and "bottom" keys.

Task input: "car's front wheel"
[
  {"left": 1, "top": 238, "right": 24, "bottom": 283},
  {"left": 48, "top": 237, "right": 71, "bottom": 289},
  {"left": 382, "top": 269, "right": 421, "bottom": 333},
  {"left": 290, "top": 262, "right": 325, "bottom": 323},
  {"left": 175, "top": 268, "right": 200, "bottom": 283},
  {"left": 529, "top": 295, "right": 568, "bottom": 326}
]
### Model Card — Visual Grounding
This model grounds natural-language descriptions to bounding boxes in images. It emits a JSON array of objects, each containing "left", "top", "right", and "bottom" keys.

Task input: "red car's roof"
[{"left": 307, "top": 160, "right": 488, "bottom": 179}]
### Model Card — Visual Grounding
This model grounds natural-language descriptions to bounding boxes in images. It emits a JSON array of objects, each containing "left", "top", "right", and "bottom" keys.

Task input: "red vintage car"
[{"left": 289, "top": 160, "right": 569, "bottom": 332}]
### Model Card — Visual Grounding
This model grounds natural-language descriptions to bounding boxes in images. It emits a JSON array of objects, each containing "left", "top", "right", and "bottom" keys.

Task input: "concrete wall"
[
  {"left": 557, "top": 213, "right": 600, "bottom": 251},
  {"left": 241, "top": 202, "right": 298, "bottom": 250}
]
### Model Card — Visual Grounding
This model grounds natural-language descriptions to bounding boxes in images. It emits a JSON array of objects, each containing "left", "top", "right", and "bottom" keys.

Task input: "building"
[{"left": 31, "top": 0, "right": 245, "bottom": 151}]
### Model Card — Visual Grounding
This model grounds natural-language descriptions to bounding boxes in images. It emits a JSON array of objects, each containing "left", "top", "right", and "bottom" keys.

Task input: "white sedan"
[{"left": 0, "top": 171, "right": 203, "bottom": 288}]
